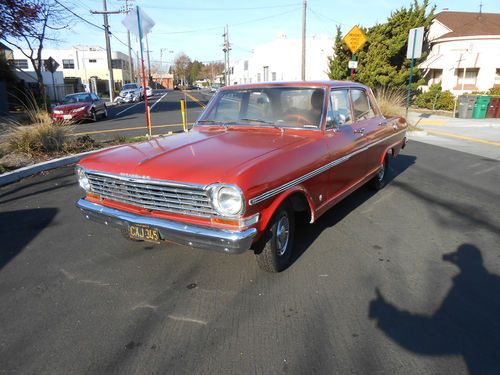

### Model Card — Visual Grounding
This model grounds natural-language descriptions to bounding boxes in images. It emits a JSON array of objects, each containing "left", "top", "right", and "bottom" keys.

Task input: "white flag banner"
[{"left": 122, "top": 7, "right": 155, "bottom": 39}]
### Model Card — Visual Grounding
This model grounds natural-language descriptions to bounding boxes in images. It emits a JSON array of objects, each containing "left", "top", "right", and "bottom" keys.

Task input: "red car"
[
  {"left": 52, "top": 92, "right": 107, "bottom": 122},
  {"left": 75, "top": 81, "right": 407, "bottom": 272}
]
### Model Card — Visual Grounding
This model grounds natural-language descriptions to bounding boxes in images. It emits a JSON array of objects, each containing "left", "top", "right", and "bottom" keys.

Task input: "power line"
[
  {"left": 308, "top": 6, "right": 347, "bottom": 27},
  {"left": 143, "top": 3, "right": 298, "bottom": 11},
  {"left": 53, "top": 0, "right": 104, "bottom": 31},
  {"left": 153, "top": 7, "right": 300, "bottom": 35}
]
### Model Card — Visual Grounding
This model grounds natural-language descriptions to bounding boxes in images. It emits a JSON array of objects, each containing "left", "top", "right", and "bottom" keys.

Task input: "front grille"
[{"left": 86, "top": 172, "right": 216, "bottom": 218}]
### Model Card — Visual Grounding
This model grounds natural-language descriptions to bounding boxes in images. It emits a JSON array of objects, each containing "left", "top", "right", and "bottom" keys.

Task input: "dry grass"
[
  {"left": 1, "top": 92, "right": 73, "bottom": 156},
  {"left": 374, "top": 87, "right": 406, "bottom": 118}
]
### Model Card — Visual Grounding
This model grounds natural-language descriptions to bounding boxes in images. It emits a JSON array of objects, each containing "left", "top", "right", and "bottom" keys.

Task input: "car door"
[
  {"left": 91, "top": 93, "right": 104, "bottom": 114},
  {"left": 324, "top": 88, "right": 369, "bottom": 201},
  {"left": 350, "top": 88, "right": 385, "bottom": 174}
]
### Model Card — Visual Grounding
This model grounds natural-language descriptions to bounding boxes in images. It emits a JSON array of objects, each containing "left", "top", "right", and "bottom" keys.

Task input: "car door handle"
[{"left": 354, "top": 128, "right": 366, "bottom": 135}]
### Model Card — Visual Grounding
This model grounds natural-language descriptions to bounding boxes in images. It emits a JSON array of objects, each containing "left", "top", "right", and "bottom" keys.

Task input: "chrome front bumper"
[{"left": 76, "top": 199, "right": 257, "bottom": 254}]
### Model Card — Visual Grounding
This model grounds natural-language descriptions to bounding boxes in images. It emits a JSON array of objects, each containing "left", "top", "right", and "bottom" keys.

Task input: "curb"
[{"left": 0, "top": 147, "right": 115, "bottom": 187}]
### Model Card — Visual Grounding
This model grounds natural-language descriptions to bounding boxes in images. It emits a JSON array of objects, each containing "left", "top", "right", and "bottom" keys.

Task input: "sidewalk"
[{"left": 407, "top": 111, "right": 500, "bottom": 161}]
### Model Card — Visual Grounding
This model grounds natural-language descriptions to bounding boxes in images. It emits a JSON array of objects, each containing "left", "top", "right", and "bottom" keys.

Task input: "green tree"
[
  {"left": 327, "top": 25, "right": 350, "bottom": 80},
  {"left": 189, "top": 60, "right": 204, "bottom": 83},
  {"left": 356, "top": 0, "right": 435, "bottom": 90}
]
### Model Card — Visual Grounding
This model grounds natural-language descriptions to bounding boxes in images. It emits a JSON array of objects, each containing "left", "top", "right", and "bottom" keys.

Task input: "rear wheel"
[
  {"left": 254, "top": 201, "right": 295, "bottom": 273},
  {"left": 370, "top": 154, "right": 390, "bottom": 190}
]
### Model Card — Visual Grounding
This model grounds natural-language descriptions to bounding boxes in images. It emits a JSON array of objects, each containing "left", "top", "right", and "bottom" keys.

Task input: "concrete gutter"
[{"left": 0, "top": 147, "right": 113, "bottom": 187}]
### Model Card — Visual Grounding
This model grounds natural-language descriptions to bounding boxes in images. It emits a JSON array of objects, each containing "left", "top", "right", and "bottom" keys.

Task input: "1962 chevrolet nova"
[{"left": 76, "top": 81, "right": 407, "bottom": 272}]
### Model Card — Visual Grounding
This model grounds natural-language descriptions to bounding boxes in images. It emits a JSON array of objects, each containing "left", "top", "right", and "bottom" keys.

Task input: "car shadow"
[
  {"left": 368, "top": 243, "right": 500, "bottom": 374},
  {"left": 0, "top": 208, "right": 58, "bottom": 270},
  {"left": 290, "top": 153, "right": 417, "bottom": 266}
]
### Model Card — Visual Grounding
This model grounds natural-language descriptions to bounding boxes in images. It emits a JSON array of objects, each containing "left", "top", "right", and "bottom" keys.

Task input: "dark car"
[{"left": 51, "top": 92, "right": 107, "bottom": 123}]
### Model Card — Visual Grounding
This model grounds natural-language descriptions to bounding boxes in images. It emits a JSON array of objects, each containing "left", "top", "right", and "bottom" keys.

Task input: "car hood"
[
  {"left": 80, "top": 127, "right": 316, "bottom": 186},
  {"left": 54, "top": 103, "right": 90, "bottom": 111}
]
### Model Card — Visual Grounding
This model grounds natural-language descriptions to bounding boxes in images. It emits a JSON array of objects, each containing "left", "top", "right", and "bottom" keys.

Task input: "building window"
[
  {"left": 455, "top": 68, "right": 479, "bottom": 90},
  {"left": 263, "top": 66, "right": 269, "bottom": 81},
  {"left": 257, "top": 73, "right": 261, "bottom": 82},
  {"left": 89, "top": 59, "right": 97, "bottom": 63},
  {"left": 271, "top": 72, "right": 277, "bottom": 81},
  {"left": 495, "top": 69, "right": 500, "bottom": 87},
  {"left": 62, "top": 59, "right": 75, "bottom": 69},
  {"left": 429, "top": 69, "right": 442, "bottom": 85},
  {"left": 13, "top": 59, "right": 29, "bottom": 69},
  {"left": 112, "top": 59, "right": 124, "bottom": 69},
  {"left": 244, "top": 60, "right": 248, "bottom": 71}
]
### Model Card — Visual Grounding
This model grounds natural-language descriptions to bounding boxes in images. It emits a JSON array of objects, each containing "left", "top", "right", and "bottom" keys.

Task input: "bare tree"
[
  {"left": 1, "top": 0, "right": 70, "bottom": 109},
  {"left": 173, "top": 52, "right": 191, "bottom": 87}
]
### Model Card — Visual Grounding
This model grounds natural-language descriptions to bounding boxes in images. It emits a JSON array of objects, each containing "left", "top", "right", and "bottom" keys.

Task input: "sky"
[{"left": 49, "top": 0, "right": 500, "bottom": 68}]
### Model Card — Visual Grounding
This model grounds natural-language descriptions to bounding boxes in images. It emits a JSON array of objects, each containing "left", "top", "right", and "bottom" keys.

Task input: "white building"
[
  {"left": 11, "top": 45, "right": 133, "bottom": 99},
  {"left": 420, "top": 11, "right": 500, "bottom": 94},
  {"left": 230, "top": 34, "right": 333, "bottom": 85}
]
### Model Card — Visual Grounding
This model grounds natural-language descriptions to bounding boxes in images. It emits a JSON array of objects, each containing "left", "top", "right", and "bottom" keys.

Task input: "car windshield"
[
  {"left": 198, "top": 87, "right": 325, "bottom": 129},
  {"left": 62, "top": 93, "right": 92, "bottom": 103},
  {"left": 122, "top": 84, "right": 137, "bottom": 90}
]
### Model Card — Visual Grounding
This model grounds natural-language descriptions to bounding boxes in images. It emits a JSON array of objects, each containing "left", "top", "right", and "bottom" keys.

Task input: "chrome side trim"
[
  {"left": 76, "top": 199, "right": 257, "bottom": 254},
  {"left": 248, "top": 129, "right": 406, "bottom": 205}
]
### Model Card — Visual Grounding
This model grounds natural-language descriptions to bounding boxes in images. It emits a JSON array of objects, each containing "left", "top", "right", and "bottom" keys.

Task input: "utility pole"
[
  {"left": 222, "top": 25, "right": 231, "bottom": 86},
  {"left": 91, "top": 0, "right": 121, "bottom": 102},
  {"left": 146, "top": 34, "right": 152, "bottom": 87},
  {"left": 301, "top": 0, "right": 307, "bottom": 80},
  {"left": 120, "top": 0, "right": 135, "bottom": 83}
]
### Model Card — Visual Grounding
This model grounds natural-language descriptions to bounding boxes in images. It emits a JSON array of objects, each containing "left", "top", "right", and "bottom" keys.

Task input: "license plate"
[
  {"left": 129, "top": 224, "right": 160, "bottom": 242},
  {"left": 63, "top": 114, "right": 72, "bottom": 120}
]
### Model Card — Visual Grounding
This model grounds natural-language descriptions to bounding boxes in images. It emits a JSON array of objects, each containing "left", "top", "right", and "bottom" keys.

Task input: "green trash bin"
[{"left": 472, "top": 96, "right": 491, "bottom": 119}]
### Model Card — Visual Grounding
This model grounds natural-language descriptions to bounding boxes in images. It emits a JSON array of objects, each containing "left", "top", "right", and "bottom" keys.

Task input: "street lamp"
[{"left": 160, "top": 48, "right": 174, "bottom": 89}]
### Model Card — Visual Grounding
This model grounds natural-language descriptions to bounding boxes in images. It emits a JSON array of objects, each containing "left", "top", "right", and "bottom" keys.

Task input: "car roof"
[{"left": 219, "top": 80, "right": 367, "bottom": 91}]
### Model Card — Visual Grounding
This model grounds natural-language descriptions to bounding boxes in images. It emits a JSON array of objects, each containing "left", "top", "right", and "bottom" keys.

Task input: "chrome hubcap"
[{"left": 276, "top": 213, "right": 290, "bottom": 256}]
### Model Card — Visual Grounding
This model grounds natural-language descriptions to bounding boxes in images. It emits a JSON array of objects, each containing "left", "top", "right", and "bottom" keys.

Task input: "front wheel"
[
  {"left": 254, "top": 201, "right": 295, "bottom": 273},
  {"left": 369, "top": 154, "right": 390, "bottom": 190}
]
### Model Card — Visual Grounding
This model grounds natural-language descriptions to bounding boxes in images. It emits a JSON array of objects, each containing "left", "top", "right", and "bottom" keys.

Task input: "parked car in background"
[
  {"left": 146, "top": 86, "right": 153, "bottom": 97},
  {"left": 52, "top": 92, "right": 107, "bottom": 122},
  {"left": 118, "top": 83, "right": 143, "bottom": 103},
  {"left": 75, "top": 81, "right": 408, "bottom": 272}
]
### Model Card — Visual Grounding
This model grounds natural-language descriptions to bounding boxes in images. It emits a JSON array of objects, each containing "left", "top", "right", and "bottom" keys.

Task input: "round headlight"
[
  {"left": 76, "top": 166, "right": 91, "bottom": 192},
  {"left": 211, "top": 185, "right": 244, "bottom": 216}
]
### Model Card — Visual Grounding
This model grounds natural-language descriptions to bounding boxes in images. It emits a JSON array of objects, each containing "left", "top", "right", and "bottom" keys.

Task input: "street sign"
[
  {"left": 122, "top": 7, "right": 155, "bottom": 39},
  {"left": 406, "top": 27, "right": 424, "bottom": 59},
  {"left": 348, "top": 60, "right": 358, "bottom": 69},
  {"left": 343, "top": 26, "right": 367, "bottom": 54},
  {"left": 44, "top": 57, "right": 59, "bottom": 73}
]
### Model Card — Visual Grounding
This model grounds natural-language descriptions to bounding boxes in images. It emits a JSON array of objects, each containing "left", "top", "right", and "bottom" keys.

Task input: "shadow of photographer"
[{"left": 369, "top": 244, "right": 500, "bottom": 374}]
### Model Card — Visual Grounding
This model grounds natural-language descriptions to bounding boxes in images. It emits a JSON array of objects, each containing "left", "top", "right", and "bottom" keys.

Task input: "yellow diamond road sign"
[{"left": 343, "top": 25, "right": 367, "bottom": 54}]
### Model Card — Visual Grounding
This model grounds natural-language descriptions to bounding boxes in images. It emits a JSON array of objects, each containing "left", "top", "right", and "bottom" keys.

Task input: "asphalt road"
[
  {"left": 1, "top": 141, "right": 499, "bottom": 374},
  {"left": 71, "top": 90, "right": 211, "bottom": 142}
]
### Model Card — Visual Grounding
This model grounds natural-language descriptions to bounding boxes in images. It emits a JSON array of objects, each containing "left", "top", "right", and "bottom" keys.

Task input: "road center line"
[
  {"left": 182, "top": 91, "right": 206, "bottom": 108},
  {"left": 115, "top": 101, "right": 143, "bottom": 116},
  {"left": 150, "top": 92, "right": 168, "bottom": 111}
]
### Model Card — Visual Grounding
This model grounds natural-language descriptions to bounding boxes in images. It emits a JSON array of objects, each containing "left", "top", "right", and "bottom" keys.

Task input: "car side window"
[
  {"left": 326, "top": 89, "right": 351, "bottom": 130},
  {"left": 351, "top": 89, "right": 375, "bottom": 121}
]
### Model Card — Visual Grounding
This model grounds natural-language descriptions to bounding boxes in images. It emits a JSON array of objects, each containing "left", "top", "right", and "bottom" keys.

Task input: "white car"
[
  {"left": 119, "top": 83, "right": 143, "bottom": 102},
  {"left": 146, "top": 86, "right": 153, "bottom": 97}
]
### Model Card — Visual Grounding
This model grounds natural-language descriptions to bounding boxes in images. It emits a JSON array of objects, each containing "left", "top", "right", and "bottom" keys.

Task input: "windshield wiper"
[
  {"left": 196, "top": 119, "right": 231, "bottom": 130},
  {"left": 239, "top": 118, "right": 275, "bottom": 125}
]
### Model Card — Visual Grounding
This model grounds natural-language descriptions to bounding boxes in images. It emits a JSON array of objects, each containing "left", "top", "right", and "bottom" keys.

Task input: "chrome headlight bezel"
[
  {"left": 75, "top": 165, "right": 91, "bottom": 192},
  {"left": 208, "top": 184, "right": 245, "bottom": 217}
]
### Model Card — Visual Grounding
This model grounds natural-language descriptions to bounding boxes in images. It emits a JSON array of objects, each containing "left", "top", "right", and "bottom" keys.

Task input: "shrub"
[
  {"left": 415, "top": 83, "right": 455, "bottom": 111},
  {"left": 5, "top": 122, "right": 70, "bottom": 154},
  {"left": 487, "top": 87, "right": 500, "bottom": 96},
  {"left": 373, "top": 86, "right": 406, "bottom": 117}
]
